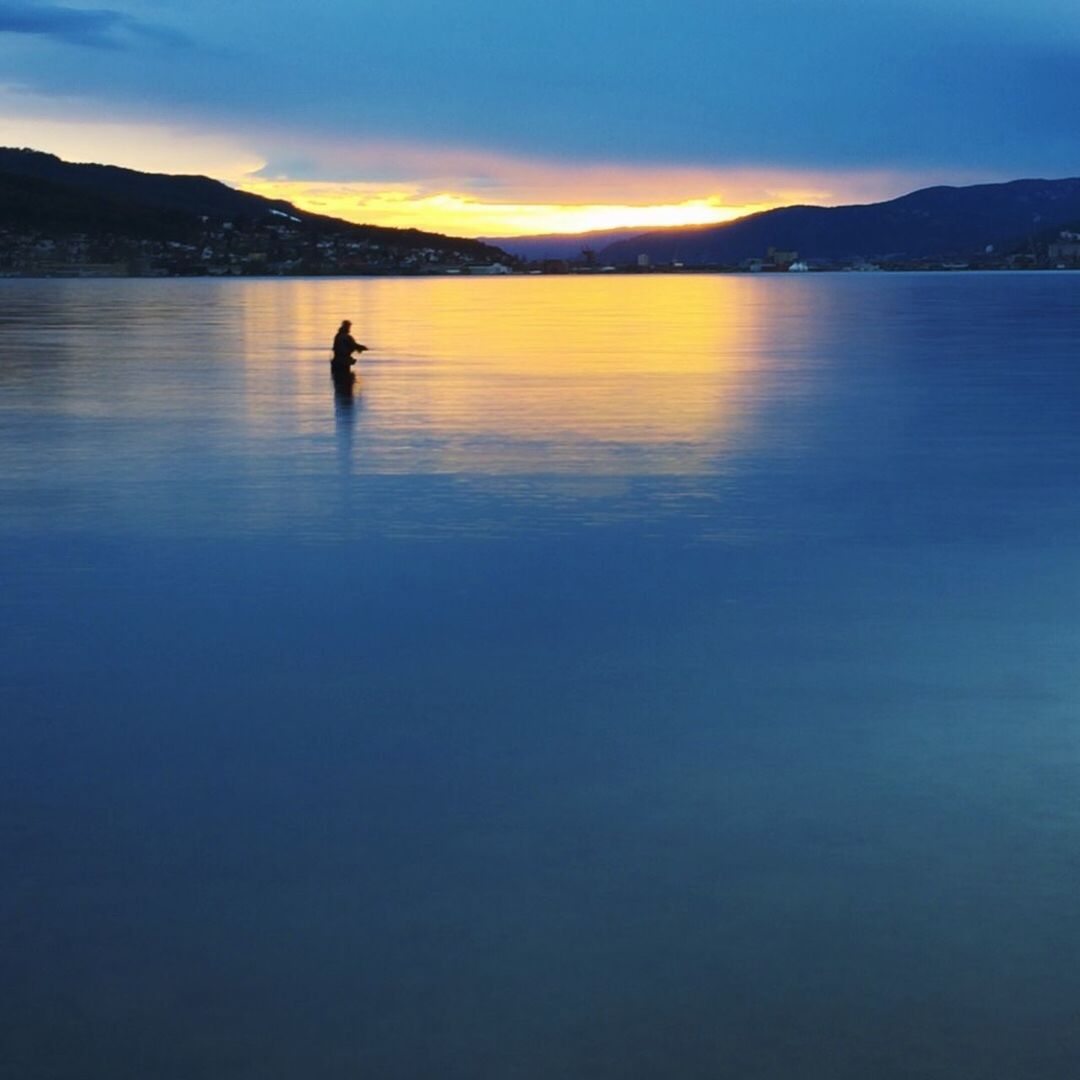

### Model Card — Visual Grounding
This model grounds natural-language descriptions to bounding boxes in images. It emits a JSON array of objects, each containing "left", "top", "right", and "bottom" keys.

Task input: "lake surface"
[{"left": 2, "top": 273, "right": 1080, "bottom": 1079}]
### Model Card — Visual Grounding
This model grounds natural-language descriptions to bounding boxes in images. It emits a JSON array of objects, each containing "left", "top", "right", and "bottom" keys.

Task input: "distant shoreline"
[{"left": 1, "top": 266, "right": 1078, "bottom": 281}]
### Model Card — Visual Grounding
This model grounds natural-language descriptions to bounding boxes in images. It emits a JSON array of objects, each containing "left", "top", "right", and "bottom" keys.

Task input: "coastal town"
[
  {"left": 0, "top": 214, "right": 513, "bottom": 277},
  {"left": 4, "top": 220, "right": 1080, "bottom": 277},
  {"left": 2, "top": 210, "right": 1080, "bottom": 276}
]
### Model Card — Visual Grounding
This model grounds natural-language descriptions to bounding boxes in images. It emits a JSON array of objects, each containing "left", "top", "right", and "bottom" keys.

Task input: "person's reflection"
[
  {"left": 332, "top": 366, "right": 358, "bottom": 409},
  {"left": 332, "top": 366, "right": 360, "bottom": 469}
]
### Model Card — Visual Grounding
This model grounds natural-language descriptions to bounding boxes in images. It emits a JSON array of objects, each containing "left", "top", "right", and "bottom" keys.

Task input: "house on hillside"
[{"left": 1048, "top": 239, "right": 1080, "bottom": 267}]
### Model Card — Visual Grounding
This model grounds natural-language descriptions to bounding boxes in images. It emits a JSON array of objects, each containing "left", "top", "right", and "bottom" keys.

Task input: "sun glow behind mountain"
[
  {"left": 1, "top": 107, "right": 954, "bottom": 242},
  {"left": 233, "top": 144, "right": 937, "bottom": 239},
  {"left": 236, "top": 181, "right": 769, "bottom": 238}
]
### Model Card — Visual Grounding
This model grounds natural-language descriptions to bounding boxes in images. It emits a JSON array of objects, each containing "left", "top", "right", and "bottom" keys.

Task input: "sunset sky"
[{"left": 2, "top": 0, "right": 1079, "bottom": 236}]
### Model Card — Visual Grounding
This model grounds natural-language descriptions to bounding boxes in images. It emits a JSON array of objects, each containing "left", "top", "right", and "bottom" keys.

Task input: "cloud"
[
  {"left": 242, "top": 137, "right": 956, "bottom": 210},
  {"left": 0, "top": 0, "right": 1078, "bottom": 182},
  {"left": 0, "top": 1, "right": 187, "bottom": 49}
]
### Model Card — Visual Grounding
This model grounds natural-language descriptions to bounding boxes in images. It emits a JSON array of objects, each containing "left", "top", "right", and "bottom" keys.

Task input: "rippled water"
[{"left": 3, "top": 274, "right": 1080, "bottom": 1078}]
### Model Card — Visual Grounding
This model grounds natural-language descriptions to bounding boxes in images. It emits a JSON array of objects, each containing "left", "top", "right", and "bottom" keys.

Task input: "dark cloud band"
[{"left": 0, "top": 2, "right": 187, "bottom": 49}]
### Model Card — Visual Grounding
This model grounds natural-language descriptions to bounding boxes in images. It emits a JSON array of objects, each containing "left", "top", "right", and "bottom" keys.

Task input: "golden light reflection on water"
[
  {"left": 0, "top": 275, "right": 824, "bottom": 542},
  {"left": 237, "top": 276, "right": 815, "bottom": 476}
]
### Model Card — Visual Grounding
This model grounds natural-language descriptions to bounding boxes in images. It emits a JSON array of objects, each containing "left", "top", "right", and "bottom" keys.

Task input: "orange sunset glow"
[
  {"left": 236, "top": 181, "right": 770, "bottom": 237},
  {"left": 0, "top": 101, "right": 951, "bottom": 240}
]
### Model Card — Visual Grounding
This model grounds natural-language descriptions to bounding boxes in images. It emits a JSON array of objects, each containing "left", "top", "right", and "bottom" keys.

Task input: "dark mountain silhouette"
[
  {"left": 0, "top": 148, "right": 508, "bottom": 261},
  {"left": 0, "top": 170, "right": 188, "bottom": 239},
  {"left": 0, "top": 147, "right": 307, "bottom": 222},
  {"left": 598, "top": 178, "right": 1080, "bottom": 265}
]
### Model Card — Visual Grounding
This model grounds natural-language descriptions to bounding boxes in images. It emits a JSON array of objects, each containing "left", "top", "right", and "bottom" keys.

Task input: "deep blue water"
[{"left": 2, "top": 274, "right": 1080, "bottom": 1078}]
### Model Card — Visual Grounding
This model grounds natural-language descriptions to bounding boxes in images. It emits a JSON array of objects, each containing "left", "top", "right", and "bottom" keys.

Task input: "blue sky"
[{"left": 1, "top": 0, "right": 1078, "bottom": 233}]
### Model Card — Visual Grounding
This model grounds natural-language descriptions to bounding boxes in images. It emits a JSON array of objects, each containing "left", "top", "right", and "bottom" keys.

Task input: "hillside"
[
  {"left": 598, "top": 178, "right": 1080, "bottom": 266},
  {"left": 0, "top": 148, "right": 510, "bottom": 275},
  {"left": 0, "top": 170, "right": 197, "bottom": 240}
]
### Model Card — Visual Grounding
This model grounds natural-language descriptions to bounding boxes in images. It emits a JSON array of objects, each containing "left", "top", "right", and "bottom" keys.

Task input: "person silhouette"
[{"left": 331, "top": 320, "right": 367, "bottom": 372}]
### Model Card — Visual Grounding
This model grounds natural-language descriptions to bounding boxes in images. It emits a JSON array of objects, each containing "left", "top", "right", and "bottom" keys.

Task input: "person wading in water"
[{"left": 331, "top": 320, "right": 367, "bottom": 373}]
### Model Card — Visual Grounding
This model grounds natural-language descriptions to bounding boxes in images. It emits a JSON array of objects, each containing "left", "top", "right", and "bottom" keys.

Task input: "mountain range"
[
  {"left": 4, "top": 149, "right": 1080, "bottom": 273},
  {"left": 595, "top": 179, "right": 1080, "bottom": 266}
]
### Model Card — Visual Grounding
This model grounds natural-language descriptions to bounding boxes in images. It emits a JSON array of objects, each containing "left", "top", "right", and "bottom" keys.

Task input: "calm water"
[{"left": 2, "top": 274, "right": 1080, "bottom": 1079}]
